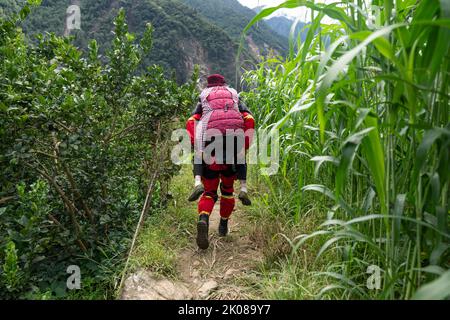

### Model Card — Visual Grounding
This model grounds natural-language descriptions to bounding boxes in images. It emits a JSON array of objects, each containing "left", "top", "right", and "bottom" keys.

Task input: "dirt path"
[
  {"left": 121, "top": 202, "right": 264, "bottom": 300},
  {"left": 177, "top": 204, "right": 263, "bottom": 299}
]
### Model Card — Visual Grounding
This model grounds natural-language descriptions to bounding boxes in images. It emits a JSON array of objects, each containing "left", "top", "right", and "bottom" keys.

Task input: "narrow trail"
[
  {"left": 176, "top": 205, "right": 263, "bottom": 299},
  {"left": 121, "top": 184, "right": 265, "bottom": 300}
]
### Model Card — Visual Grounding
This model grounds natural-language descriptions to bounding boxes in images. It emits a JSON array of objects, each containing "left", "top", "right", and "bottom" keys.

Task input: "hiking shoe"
[
  {"left": 238, "top": 191, "right": 252, "bottom": 206},
  {"left": 218, "top": 218, "right": 228, "bottom": 237},
  {"left": 196, "top": 214, "right": 209, "bottom": 250},
  {"left": 188, "top": 184, "right": 204, "bottom": 202}
]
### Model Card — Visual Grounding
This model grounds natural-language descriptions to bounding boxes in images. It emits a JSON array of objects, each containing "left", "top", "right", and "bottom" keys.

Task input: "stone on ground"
[
  {"left": 198, "top": 280, "right": 219, "bottom": 298},
  {"left": 121, "top": 270, "right": 192, "bottom": 300}
]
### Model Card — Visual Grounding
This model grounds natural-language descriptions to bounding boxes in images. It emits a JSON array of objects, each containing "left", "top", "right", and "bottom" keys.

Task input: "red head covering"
[{"left": 207, "top": 74, "right": 226, "bottom": 87}]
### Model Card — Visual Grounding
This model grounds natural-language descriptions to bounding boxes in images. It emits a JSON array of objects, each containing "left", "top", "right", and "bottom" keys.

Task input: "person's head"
[{"left": 207, "top": 74, "right": 226, "bottom": 87}]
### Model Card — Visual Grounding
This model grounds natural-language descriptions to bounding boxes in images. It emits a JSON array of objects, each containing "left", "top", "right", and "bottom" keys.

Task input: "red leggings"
[{"left": 198, "top": 167, "right": 236, "bottom": 219}]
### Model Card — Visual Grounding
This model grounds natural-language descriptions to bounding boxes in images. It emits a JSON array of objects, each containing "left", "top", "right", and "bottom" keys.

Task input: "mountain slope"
[
  {"left": 263, "top": 16, "right": 308, "bottom": 43},
  {"left": 182, "top": 0, "right": 288, "bottom": 56},
  {"left": 253, "top": 5, "right": 308, "bottom": 43},
  {"left": 1, "top": 0, "right": 264, "bottom": 83}
]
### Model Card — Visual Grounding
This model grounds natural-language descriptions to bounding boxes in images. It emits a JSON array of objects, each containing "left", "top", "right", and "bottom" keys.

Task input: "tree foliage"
[
  {"left": 2, "top": 0, "right": 272, "bottom": 83},
  {"left": 182, "top": 0, "right": 288, "bottom": 54},
  {"left": 0, "top": 2, "right": 197, "bottom": 299}
]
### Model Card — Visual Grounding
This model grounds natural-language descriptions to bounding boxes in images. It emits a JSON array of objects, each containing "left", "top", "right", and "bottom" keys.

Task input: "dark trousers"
[
  {"left": 193, "top": 163, "right": 247, "bottom": 180},
  {"left": 192, "top": 134, "right": 247, "bottom": 181}
]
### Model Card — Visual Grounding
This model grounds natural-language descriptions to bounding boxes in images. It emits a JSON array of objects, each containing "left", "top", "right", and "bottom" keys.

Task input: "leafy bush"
[
  {"left": 3, "top": 0, "right": 241, "bottom": 83},
  {"left": 2, "top": 241, "right": 23, "bottom": 293},
  {"left": 0, "top": 1, "right": 197, "bottom": 299}
]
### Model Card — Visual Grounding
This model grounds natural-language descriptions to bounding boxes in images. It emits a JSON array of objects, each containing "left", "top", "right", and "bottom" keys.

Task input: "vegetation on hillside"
[
  {"left": 2, "top": 0, "right": 287, "bottom": 83},
  {"left": 1, "top": 0, "right": 238, "bottom": 82},
  {"left": 182, "top": 0, "right": 288, "bottom": 55}
]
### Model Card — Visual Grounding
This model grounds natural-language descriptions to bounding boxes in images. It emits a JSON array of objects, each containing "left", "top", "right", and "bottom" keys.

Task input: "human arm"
[{"left": 186, "top": 98, "right": 202, "bottom": 145}]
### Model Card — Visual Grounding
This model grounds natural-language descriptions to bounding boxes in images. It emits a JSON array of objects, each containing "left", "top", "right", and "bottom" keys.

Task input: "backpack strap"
[
  {"left": 196, "top": 88, "right": 214, "bottom": 151},
  {"left": 196, "top": 86, "right": 240, "bottom": 151},
  {"left": 225, "top": 87, "right": 239, "bottom": 111},
  {"left": 200, "top": 87, "right": 214, "bottom": 112}
]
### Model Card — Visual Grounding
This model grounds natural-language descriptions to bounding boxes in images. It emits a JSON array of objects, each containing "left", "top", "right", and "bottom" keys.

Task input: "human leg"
[
  {"left": 236, "top": 164, "right": 251, "bottom": 206},
  {"left": 217, "top": 171, "right": 236, "bottom": 236},
  {"left": 196, "top": 167, "right": 220, "bottom": 249},
  {"left": 188, "top": 154, "right": 205, "bottom": 202}
]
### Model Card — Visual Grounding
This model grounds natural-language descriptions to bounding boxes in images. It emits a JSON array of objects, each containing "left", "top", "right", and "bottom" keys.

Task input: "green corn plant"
[{"left": 241, "top": 0, "right": 449, "bottom": 299}]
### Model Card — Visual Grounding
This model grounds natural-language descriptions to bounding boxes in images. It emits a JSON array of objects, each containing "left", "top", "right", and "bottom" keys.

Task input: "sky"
[
  {"left": 237, "top": 0, "right": 336, "bottom": 22},
  {"left": 238, "top": 0, "right": 288, "bottom": 9}
]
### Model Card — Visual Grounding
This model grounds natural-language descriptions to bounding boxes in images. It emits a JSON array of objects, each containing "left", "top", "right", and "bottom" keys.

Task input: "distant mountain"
[
  {"left": 253, "top": 5, "right": 309, "bottom": 44},
  {"left": 182, "top": 0, "right": 288, "bottom": 56},
  {"left": 1, "top": 0, "right": 286, "bottom": 84}
]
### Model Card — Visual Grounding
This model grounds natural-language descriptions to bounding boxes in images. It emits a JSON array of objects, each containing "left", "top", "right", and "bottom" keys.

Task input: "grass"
[
  {"left": 128, "top": 165, "right": 196, "bottom": 278},
  {"left": 239, "top": 0, "right": 449, "bottom": 300},
  {"left": 126, "top": 163, "right": 337, "bottom": 299},
  {"left": 238, "top": 167, "right": 336, "bottom": 300}
]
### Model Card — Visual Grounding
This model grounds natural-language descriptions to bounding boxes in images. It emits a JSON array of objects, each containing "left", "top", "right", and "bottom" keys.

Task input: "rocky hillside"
[
  {"left": 1, "top": 0, "right": 287, "bottom": 83},
  {"left": 182, "top": 0, "right": 288, "bottom": 56}
]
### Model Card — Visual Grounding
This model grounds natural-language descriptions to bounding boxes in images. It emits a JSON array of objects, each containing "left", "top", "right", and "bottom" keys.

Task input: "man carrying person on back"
[{"left": 186, "top": 74, "right": 255, "bottom": 249}]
